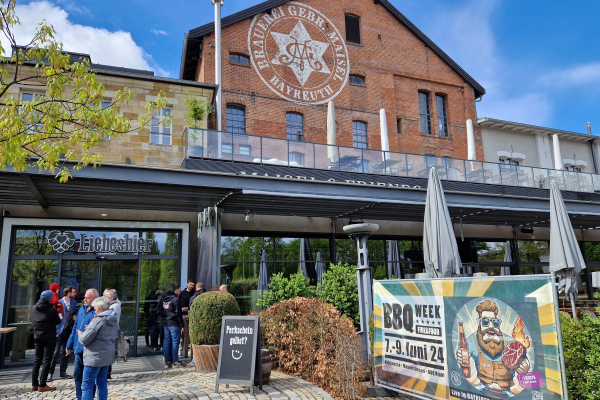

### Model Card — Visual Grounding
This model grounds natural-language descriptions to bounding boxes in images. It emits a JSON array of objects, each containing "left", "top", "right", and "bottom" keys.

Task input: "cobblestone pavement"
[{"left": 0, "top": 370, "right": 337, "bottom": 400}]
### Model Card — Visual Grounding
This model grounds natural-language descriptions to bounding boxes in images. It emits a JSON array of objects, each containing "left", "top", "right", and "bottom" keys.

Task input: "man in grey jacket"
[{"left": 78, "top": 296, "right": 118, "bottom": 400}]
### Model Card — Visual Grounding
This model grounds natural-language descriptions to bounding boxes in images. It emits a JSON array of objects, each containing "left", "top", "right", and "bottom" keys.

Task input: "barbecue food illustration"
[{"left": 455, "top": 300, "right": 531, "bottom": 398}]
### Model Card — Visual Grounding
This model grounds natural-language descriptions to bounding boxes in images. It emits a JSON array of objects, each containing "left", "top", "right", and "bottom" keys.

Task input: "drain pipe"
[
  {"left": 587, "top": 123, "right": 599, "bottom": 174},
  {"left": 212, "top": 0, "right": 224, "bottom": 131}
]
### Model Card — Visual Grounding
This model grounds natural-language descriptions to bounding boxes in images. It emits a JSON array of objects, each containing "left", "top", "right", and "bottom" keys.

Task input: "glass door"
[{"left": 100, "top": 260, "right": 139, "bottom": 355}]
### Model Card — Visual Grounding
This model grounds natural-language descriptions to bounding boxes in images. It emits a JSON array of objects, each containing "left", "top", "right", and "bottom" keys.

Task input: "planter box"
[{"left": 192, "top": 344, "right": 219, "bottom": 373}]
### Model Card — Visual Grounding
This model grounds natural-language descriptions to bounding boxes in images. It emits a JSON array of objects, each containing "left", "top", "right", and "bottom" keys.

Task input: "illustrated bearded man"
[{"left": 456, "top": 300, "right": 530, "bottom": 397}]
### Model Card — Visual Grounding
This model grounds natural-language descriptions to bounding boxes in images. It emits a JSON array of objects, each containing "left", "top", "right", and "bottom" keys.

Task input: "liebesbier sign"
[
  {"left": 47, "top": 230, "right": 154, "bottom": 254},
  {"left": 373, "top": 276, "right": 566, "bottom": 400}
]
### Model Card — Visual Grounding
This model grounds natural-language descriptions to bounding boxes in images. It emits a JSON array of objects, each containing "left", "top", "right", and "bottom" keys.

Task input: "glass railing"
[{"left": 183, "top": 128, "right": 600, "bottom": 193}]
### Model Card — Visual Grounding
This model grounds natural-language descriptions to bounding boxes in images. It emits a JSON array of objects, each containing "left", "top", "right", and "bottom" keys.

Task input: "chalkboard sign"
[{"left": 215, "top": 316, "right": 262, "bottom": 394}]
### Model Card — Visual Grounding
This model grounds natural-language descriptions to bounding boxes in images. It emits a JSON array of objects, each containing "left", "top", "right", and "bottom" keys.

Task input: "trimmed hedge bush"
[
  {"left": 318, "top": 263, "right": 360, "bottom": 327},
  {"left": 189, "top": 291, "right": 240, "bottom": 345},
  {"left": 256, "top": 272, "right": 316, "bottom": 308}
]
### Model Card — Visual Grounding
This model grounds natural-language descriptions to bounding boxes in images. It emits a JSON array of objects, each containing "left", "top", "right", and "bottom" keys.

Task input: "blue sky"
[{"left": 7, "top": 0, "right": 600, "bottom": 134}]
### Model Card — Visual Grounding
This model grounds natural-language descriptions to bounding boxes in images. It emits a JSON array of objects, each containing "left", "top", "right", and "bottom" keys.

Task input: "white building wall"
[
  {"left": 481, "top": 127, "right": 540, "bottom": 167},
  {"left": 558, "top": 139, "right": 594, "bottom": 172}
]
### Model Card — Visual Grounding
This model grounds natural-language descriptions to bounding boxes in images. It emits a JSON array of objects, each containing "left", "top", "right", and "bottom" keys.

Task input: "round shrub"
[
  {"left": 189, "top": 291, "right": 240, "bottom": 345},
  {"left": 318, "top": 263, "right": 359, "bottom": 328}
]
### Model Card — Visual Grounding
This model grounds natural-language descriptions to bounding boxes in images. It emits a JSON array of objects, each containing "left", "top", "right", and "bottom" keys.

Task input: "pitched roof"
[{"left": 182, "top": 0, "right": 485, "bottom": 97}]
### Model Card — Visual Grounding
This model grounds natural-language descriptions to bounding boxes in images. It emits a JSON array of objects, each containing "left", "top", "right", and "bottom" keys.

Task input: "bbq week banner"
[{"left": 373, "top": 276, "right": 565, "bottom": 400}]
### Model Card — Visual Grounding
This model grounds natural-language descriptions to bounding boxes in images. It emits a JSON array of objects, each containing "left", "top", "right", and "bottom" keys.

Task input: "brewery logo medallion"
[
  {"left": 248, "top": 2, "right": 350, "bottom": 105},
  {"left": 47, "top": 230, "right": 76, "bottom": 253}
]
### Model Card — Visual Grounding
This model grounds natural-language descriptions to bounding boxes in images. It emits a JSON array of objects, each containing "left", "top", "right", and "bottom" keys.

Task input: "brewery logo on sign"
[
  {"left": 47, "top": 231, "right": 76, "bottom": 254},
  {"left": 248, "top": 2, "right": 350, "bottom": 105},
  {"left": 47, "top": 230, "right": 155, "bottom": 254}
]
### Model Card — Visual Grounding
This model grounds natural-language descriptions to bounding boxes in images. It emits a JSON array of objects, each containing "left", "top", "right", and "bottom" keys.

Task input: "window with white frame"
[
  {"left": 21, "top": 92, "right": 44, "bottom": 133},
  {"left": 289, "top": 151, "right": 305, "bottom": 166},
  {"left": 222, "top": 143, "right": 233, "bottom": 154},
  {"left": 150, "top": 108, "right": 172, "bottom": 145},
  {"left": 100, "top": 99, "right": 112, "bottom": 140}
]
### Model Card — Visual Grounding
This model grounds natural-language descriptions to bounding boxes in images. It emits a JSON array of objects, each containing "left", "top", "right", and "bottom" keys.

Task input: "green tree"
[{"left": 0, "top": 1, "right": 167, "bottom": 182}]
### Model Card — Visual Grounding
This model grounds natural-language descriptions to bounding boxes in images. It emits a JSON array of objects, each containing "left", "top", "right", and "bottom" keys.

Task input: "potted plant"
[
  {"left": 188, "top": 291, "right": 240, "bottom": 373},
  {"left": 184, "top": 90, "right": 209, "bottom": 158}
]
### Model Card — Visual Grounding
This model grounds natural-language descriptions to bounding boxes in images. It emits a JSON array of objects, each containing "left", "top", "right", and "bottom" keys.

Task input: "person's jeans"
[
  {"left": 163, "top": 326, "right": 181, "bottom": 363},
  {"left": 73, "top": 353, "right": 84, "bottom": 399},
  {"left": 49, "top": 330, "right": 70, "bottom": 377},
  {"left": 32, "top": 338, "right": 56, "bottom": 387},
  {"left": 81, "top": 366, "right": 108, "bottom": 400}
]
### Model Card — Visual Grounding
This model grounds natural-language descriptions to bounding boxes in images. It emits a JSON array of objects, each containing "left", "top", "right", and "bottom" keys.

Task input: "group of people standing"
[
  {"left": 31, "top": 285, "right": 121, "bottom": 400},
  {"left": 29, "top": 279, "right": 226, "bottom": 399},
  {"left": 158, "top": 280, "right": 227, "bottom": 368}
]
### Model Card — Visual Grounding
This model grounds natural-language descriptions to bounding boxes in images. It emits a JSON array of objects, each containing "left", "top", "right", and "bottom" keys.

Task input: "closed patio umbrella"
[
  {"left": 257, "top": 250, "right": 270, "bottom": 296},
  {"left": 501, "top": 241, "right": 512, "bottom": 276},
  {"left": 387, "top": 240, "right": 403, "bottom": 279},
  {"left": 299, "top": 238, "right": 315, "bottom": 282},
  {"left": 423, "top": 167, "right": 462, "bottom": 278},
  {"left": 549, "top": 180, "right": 586, "bottom": 319},
  {"left": 315, "top": 252, "right": 324, "bottom": 289}
]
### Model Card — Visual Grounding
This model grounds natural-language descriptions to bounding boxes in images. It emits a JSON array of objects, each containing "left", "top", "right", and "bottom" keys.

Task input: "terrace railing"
[{"left": 184, "top": 128, "right": 599, "bottom": 193}]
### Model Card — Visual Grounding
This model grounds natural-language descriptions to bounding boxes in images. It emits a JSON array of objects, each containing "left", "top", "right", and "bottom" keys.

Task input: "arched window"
[
  {"left": 418, "top": 92, "right": 431, "bottom": 135},
  {"left": 353, "top": 121, "right": 368, "bottom": 149},
  {"left": 286, "top": 112, "right": 304, "bottom": 141},
  {"left": 349, "top": 75, "right": 365, "bottom": 85},
  {"left": 230, "top": 54, "right": 250, "bottom": 65},
  {"left": 226, "top": 105, "right": 246, "bottom": 134}
]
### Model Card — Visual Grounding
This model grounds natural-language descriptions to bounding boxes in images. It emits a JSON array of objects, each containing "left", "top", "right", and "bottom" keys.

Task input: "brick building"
[{"left": 180, "top": 0, "right": 485, "bottom": 159}]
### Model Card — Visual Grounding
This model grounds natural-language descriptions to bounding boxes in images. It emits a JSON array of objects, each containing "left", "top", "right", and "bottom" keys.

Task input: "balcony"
[{"left": 183, "top": 128, "right": 599, "bottom": 193}]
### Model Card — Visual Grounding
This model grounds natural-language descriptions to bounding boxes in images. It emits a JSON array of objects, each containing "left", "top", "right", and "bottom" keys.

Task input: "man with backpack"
[
  {"left": 158, "top": 283, "right": 184, "bottom": 368},
  {"left": 49, "top": 286, "right": 77, "bottom": 381}
]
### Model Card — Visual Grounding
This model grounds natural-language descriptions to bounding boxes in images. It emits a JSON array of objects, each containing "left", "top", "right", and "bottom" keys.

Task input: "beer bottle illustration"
[{"left": 458, "top": 321, "right": 470, "bottom": 377}]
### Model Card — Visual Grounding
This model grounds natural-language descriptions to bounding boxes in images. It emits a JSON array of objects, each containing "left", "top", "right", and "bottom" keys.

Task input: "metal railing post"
[{"left": 260, "top": 136, "right": 263, "bottom": 165}]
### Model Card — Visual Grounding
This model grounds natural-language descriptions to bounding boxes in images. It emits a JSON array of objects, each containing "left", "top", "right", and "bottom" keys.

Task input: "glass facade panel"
[
  {"left": 533, "top": 168, "right": 549, "bottom": 189},
  {"left": 261, "top": 137, "right": 288, "bottom": 166},
  {"left": 339, "top": 146, "right": 363, "bottom": 172},
  {"left": 362, "top": 149, "right": 385, "bottom": 174},
  {"left": 407, "top": 154, "right": 427, "bottom": 178},
  {"left": 4, "top": 228, "right": 182, "bottom": 366},
  {"left": 385, "top": 152, "right": 409, "bottom": 177},
  {"left": 288, "top": 141, "right": 314, "bottom": 168},
  {"left": 232, "top": 134, "right": 261, "bottom": 163},
  {"left": 5, "top": 260, "right": 58, "bottom": 365}
]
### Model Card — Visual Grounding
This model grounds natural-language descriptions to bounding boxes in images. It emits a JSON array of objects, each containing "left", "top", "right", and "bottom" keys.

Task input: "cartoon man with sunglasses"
[{"left": 455, "top": 300, "right": 530, "bottom": 397}]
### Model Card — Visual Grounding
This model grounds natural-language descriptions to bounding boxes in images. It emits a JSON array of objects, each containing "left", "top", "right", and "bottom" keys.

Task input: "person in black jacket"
[
  {"left": 31, "top": 290, "right": 61, "bottom": 392},
  {"left": 179, "top": 279, "right": 196, "bottom": 314},
  {"left": 158, "top": 283, "right": 184, "bottom": 368}
]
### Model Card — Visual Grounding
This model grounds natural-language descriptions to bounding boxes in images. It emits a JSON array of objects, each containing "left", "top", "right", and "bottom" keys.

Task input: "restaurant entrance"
[{"left": 1, "top": 223, "right": 187, "bottom": 368}]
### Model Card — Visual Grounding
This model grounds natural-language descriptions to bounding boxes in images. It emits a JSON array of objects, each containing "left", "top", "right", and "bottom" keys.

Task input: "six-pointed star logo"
[{"left": 271, "top": 21, "right": 330, "bottom": 87}]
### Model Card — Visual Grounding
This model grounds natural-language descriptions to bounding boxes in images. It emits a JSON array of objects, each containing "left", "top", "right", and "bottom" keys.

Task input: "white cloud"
[
  {"left": 538, "top": 62, "right": 600, "bottom": 87},
  {"left": 0, "top": 1, "right": 168, "bottom": 76},
  {"left": 151, "top": 29, "right": 169, "bottom": 36}
]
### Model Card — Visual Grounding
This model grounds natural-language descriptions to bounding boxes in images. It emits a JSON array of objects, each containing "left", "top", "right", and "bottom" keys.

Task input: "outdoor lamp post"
[{"left": 343, "top": 222, "right": 379, "bottom": 359}]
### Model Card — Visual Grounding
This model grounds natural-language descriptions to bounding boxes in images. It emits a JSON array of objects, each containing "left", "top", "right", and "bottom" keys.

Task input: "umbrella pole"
[
  {"left": 551, "top": 272, "right": 570, "bottom": 400},
  {"left": 570, "top": 292, "right": 577, "bottom": 321}
]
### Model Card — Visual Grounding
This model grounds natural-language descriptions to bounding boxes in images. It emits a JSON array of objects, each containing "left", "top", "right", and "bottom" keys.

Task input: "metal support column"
[{"left": 344, "top": 223, "right": 379, "bottom": 360}]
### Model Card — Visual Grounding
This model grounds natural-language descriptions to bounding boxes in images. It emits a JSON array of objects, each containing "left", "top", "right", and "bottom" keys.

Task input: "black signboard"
[{"left": 215, "top": 316, "right": 262, "bottom": 394}]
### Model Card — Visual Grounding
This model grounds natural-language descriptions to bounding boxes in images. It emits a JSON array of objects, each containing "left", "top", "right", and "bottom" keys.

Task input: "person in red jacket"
[{"left": 49, "top": 283, "right": 63, "bottom": 315}]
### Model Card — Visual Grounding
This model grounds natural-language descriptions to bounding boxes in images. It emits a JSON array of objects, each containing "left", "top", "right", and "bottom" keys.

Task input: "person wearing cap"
[
  {"left": 49, "top": 283, "right": 63, "bottom": 315},
  {"left": 30, "top": 290, "right": 61, "bottom": 392}
]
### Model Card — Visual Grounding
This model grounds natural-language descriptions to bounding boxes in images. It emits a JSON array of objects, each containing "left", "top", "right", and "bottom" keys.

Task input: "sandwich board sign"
[{"left": 215, "top": 316, "right": 262, "bottom": 394}]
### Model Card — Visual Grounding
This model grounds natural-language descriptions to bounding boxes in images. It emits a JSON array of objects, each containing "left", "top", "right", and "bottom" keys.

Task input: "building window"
[
  {"left": 419, "top": 92, "right": 431, "bottom": 135},
  {"left": 21, "top": 92, "right": 44, "bottom": 133},
  {"left": 500, "top": 158, "right": 519, "bottom": 166},
  {"left": 100, "top": 100, "right": 112, "bottom": 140},
  {"left": 345, "top": 14, "right": 361, "bottom": 44},
  {"left": 286, "top": 112, "right": 304, "bottom": 141},
  {"left": 566, "top": 166, "right": 582, "bottom": 172},
  {"left": 397, "top": 118, "right": 402, "bottom": 134},
  {"left": 349, "top": 75, "right": 365, "bottom": 85},
  {"left": 226, "top": 105, "right": 246, "bottom": 134},
  {"left": 222, "top": 144, "right": 232, "bottom": 154},
  {"left": 239, "top": 145, "right": 251, "bottom": 156},
  {"left": 435, "top": 95, "right": 448, "bottom": 137},
  {"left": 353, "top": 121, "right": 368, "bottom": 149},
  {"left": 230, "top": 54, "right": 250, "bottom": 66},
  {"left": 289, "top": 152, "right": 305, "bottom": 166},
  {"left": 150, "top": 107, "right": 172, "bottom": 145}
]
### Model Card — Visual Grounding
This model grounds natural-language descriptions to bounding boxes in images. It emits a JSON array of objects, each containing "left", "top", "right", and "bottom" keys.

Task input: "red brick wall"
[{"left": 198, "top": 0, "right": 483, "bottom": 160}]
